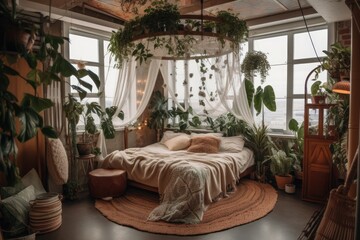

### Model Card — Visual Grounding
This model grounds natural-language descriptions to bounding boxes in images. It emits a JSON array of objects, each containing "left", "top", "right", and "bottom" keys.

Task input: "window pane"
[
  {"left": 69, "top": 34, "right": 99, "bottom": 62},
  {"left": 255, "top": 98, "right": 287, "bottom": 130},
  {"left": 293, "top": 62, "right": 327, "bottom": 95},
  {"left": 70, "top": 65, "right": 100, "bottom": 93},
  {"left": 292, "top": 99, "right": 305, "bottom": 124},
  {"left": 254, "top": 35, "right": 287, "bottom": 65},
  {"left": 294, "top": 29, "right": 328, "bottom": 60}
]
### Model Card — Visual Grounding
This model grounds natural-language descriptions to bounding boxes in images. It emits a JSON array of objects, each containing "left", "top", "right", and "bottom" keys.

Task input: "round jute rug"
[{"left": 95, "top": 179, "right": 278, "bottom": 235}]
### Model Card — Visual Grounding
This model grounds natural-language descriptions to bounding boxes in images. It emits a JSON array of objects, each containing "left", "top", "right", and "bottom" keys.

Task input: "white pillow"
[
  {"left": 160, "top": 131, "right": 187, "bottom": 144},
  {"left": 220, "top": 135, "right": 245, "bottom": 152},
  {"left": 21, "top": 168, "right": 46, "bottom": 196},
  {"left": 191, "top": 132, "right": 223, "bottom": 138},
  {"left": 164, "top": 135, "right": 191, "bottom": 151},
  {"left": 46, "top": 138, "right": 69, "bottom": 185}
]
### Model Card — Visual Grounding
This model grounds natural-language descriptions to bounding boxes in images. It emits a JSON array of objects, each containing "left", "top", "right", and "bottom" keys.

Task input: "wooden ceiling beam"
[{"left": 179, "top": 0, "right": 238, "bottom": 14}]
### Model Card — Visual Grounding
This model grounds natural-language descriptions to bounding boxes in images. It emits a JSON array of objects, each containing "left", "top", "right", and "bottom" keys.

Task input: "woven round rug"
[{"left": 95, "top": 179, "right": 277, "bottom": 235}]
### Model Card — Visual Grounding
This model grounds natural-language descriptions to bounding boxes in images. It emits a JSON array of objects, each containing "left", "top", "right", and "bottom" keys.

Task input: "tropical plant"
[
  {"left": 147, "top": 91, "right": 172, "bottom": 140},
  {"left": 243, "top": 123, "right": 275, "bottom": 181},
  {"left": 268, "top": 148, "right": 294, "bottom": 176},
  {"left": 241, "top": 51, "right": 271, "bottom": 82},
  {"left": 316, "top": 42, "right": 351, "bottom": 80},
  {"left": 242, "top": 51, "right": 276, "bottom": 116},
  {"left": 288, "top": 118, "right": 304, "bottom": 173},
  {"left": 205, "top": 112, "right": 248, "bottom": 137},
  {"left": 169, "top": 105, "right": 201, "bottom": 132}
]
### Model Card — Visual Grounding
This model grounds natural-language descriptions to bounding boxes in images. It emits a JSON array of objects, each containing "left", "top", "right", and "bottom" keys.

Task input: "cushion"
[
  {"left": 220, "top": 135, "right": 245, "bottom": 152},
  {"left": 164, "top": 135, "right": 191, "bottom": 151},
  {"left": 21, "top": 168, "right": 46, "bottom": 196},
  {"left": 190, "top": 132, "right": 223, "bottom": 138},
  {"left": 0, "top": 185, "right": 36, "bottom": 237},
  {"left": 187, "top": 136, "right": 221, "bottom": 153},
  {"left": 0, "top": 182, "right": 25, "bottom": 200},
  {"left": 160, "top": 131, "right": 188, "bottom": 144},
  {"left": 46, "top": 138, "right": 69, "bottom": 185}
]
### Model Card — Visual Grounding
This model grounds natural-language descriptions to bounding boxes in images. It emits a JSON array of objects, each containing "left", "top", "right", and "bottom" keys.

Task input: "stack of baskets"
[{"left": 29, "top": 192, "right": 62, "bottom": 234}]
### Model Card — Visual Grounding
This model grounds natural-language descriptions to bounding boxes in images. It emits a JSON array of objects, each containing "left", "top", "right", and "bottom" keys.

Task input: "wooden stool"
[{"left": 88, "top": 169, "right": 127, "bottom": 198}]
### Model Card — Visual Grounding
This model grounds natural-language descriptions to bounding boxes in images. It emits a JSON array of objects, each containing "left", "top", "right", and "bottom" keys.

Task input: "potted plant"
[
  {"left": 147, "top": 91, "right": 172, "bottom": 141},
  {"left": 288, "top": 118, "right": 304, "bottom": 179},
  {"left": 216, "top": 10, "right": 248, "bottom": 49},
  {"left": 242, "top": 51, "right": 276, "bottom": 116},
  {"left": 310, "top": 80, "right": 327, "bottom": 104},
  {"left": 268, "top": 148, "right": 294, "bottom": 189},
  {"left": 316, "top": 42, "right": 351, "bottom": 80},
  {"left": 243, "top": 123, "right": 275, "bottom": 182}
]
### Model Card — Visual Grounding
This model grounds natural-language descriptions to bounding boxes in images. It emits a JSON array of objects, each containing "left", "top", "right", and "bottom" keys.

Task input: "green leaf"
[
  {"left": 3, "top": 65, "right": 19, "bottom": 76},
  {"left": 54, "top": 57, "right": 78, "bottom": 77},
  {"left": 70, "top": 85, "right": 87, "bottom": 100},
  {"left": 85, "top": 70, "right": 101, "bottom": 90},
  {"left": 22, "top": 94, "right": 54, "bottom": 112},
  {"left": 77, "top": 78, "right": 93, "bottom": 92},
  {"left": 105, "top": 106, "right": 117, "bottom": 118},
  {"left": 17, "top": 108, "right": 42, "bottom": 142},
  {"left": 289, "top": 119, "right": 299, "bottom": 132},
  {"left": 262, "top": 85, "right": 276, "bottom": 112},
  {"left": 101, "top": 118, "right": 116, "bottom": 139},
  {"left": 24, "top": 53, "right": 37, "bottom": 69},
  {"left": 245, "top": 79, "right": 254, "bottom": 107},
  {"left": 254, "top": 86, "right": 263, "bottom": 115},
  {"left": 41, "top": 126, "right": 58, "bottom": 138}
]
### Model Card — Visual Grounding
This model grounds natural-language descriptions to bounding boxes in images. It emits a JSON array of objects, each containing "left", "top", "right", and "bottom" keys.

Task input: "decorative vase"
[{"left": 275, "top": 174, "right": 293, "bottom": 190}]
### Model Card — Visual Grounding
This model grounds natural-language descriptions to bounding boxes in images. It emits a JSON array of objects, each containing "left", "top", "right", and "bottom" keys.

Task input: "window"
[
  {"left": 68, "top": 30, "right": 134, "bottom": 127},
  {"left": 249, "top": 27, "right": 328, "bottom": 132}
]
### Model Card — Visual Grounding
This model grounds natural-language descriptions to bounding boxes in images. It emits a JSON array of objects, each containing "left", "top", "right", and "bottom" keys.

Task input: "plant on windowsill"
[{"left": 268, "top": 148, "right": 294, "bottom": 190}]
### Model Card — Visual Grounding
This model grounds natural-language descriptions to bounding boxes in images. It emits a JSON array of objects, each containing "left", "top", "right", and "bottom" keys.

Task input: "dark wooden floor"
[{"left": 36, "top": 185, "right": 321, "bottom": 240}]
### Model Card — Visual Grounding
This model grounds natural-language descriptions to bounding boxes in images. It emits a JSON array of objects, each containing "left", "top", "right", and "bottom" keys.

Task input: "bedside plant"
[{"left": 268, "top": 148, "right": 294, "bottom": 189}]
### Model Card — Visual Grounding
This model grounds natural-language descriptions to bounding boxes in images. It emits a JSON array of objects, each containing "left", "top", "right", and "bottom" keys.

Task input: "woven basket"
[{"left": 314, "top": 148, "right": 358, "bottom": 240}]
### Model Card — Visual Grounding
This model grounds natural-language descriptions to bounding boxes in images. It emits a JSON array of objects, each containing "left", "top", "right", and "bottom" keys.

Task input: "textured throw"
[
  {"left": 95, "top": 180, "right": 278, "bottom": 236},
  {"left": 101, "top": 145, "right": 253, "bottom": 223}
]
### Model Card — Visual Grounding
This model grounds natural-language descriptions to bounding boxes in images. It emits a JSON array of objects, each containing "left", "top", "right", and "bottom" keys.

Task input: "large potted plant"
[{"left": 268, "top": 148, "right": 294, "bottom": 190}]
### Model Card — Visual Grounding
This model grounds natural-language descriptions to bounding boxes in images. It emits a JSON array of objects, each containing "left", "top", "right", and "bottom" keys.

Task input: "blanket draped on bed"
[{"left": 101, "top": 147, "right": 253, "bottom": 224}]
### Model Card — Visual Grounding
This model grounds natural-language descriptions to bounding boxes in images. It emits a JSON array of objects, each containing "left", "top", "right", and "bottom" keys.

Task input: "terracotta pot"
[
  {"left": 311, "top": 95, "right": 326, "bottom": 104},
  {"left": 275, "top": 174, "right": 293, "bottom": 190},
  {"left": 76, "top": 142, "right": 93, "bottom": 156}
]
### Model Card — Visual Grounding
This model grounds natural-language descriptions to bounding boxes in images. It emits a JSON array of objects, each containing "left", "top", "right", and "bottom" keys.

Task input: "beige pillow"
[
  {"left": 187, "top": 136, "right": 221, "bottom": 153},
  {"left": 220, "top": 135, "right": 245, "bottom": 152},
  {"left": 164, "top": 135, "right": 191, "bottom": 151},
  {"left": 160, "top": 131, "right": 187, "bottom": 144},
  {"left": 190, "top": 132, "right": 223, "bottom": 138},
  {"left": 47, "top": 138, "right": 69, "bottom": 185}
]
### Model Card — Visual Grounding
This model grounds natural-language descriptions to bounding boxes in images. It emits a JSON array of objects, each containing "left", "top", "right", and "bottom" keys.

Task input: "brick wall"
[{"left": 337, "top": 20, "right": 351, "bottom": 47}]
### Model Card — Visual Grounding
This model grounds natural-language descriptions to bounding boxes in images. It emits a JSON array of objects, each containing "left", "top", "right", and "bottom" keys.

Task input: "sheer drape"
[{"left": 112, "top": 52, "right": 254, "bottom": 128}]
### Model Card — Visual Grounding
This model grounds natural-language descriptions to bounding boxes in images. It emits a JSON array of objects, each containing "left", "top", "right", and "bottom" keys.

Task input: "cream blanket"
[{"left": 102, "top": 143, "right": 254, "bottom": 223}]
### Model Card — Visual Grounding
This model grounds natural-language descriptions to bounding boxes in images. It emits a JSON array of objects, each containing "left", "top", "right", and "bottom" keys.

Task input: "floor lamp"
[{"left": 332, "top": 80, "right": 359, "bottom": 239}]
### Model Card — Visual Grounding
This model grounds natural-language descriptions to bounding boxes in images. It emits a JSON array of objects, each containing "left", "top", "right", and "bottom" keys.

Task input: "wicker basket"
[{"left": 314, "top": 148, "right": 358, "bottom": 240}]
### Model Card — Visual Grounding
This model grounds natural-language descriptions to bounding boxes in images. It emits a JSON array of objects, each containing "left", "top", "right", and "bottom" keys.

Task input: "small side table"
[
  {"left": 77, "top": 154, "right": 96, "bottom": 175},
  {"left": 88, "top": 169, "right": 127, "bottom": 198}
]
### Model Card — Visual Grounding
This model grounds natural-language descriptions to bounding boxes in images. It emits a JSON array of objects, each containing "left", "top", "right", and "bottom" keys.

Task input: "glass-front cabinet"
[{"left": 302, "top": 103, "right": 336, "bottom": 203}]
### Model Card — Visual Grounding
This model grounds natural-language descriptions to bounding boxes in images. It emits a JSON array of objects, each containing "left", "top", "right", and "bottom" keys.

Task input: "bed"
[{"left": 101, "top": 131, "right": 255, "bottom": 224}]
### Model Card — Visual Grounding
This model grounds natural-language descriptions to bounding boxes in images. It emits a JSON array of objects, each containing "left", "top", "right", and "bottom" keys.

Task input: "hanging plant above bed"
[{"left": 108, "top": 0, "right": 248, "bottom": 67}]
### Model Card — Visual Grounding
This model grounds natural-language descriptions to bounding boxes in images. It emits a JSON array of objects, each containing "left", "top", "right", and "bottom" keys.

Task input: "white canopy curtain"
[{"left": 111, "top": 52, "right": 254, "bottom": 129}]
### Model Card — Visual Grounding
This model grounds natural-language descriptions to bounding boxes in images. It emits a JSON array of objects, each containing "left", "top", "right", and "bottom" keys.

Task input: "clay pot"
[{"left": 275, "top": 174, "right": 293, "bottom": 190}]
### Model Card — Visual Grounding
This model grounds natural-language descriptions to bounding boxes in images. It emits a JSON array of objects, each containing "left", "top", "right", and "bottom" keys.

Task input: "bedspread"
[{"left": 101, "top": 143, "right": 254, "bottom": 223}]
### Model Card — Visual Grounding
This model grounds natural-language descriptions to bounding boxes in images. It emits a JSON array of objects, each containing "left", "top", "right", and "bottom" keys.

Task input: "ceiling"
[{"left": 26, "top": 0, "right": 313, "bottom": 23}]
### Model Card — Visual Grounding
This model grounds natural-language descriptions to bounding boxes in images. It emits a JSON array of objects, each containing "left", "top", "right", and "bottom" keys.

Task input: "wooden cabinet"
[{"left": 302, "top": 103, "right": 336, "bottom": 203}]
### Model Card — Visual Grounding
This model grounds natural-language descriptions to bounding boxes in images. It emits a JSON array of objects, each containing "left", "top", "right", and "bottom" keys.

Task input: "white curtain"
[
  {"left": 111, "top": 52, "right": 254, "bottom": 128},
  {"left": 112, "top": 58, "right": 162, "bottom": 127}
]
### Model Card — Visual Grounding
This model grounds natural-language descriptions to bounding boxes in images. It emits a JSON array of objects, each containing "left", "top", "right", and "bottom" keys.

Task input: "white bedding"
[{"left": 101, "top": 142, "right": 254, "bottom": 223}]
